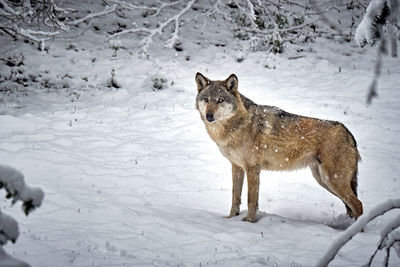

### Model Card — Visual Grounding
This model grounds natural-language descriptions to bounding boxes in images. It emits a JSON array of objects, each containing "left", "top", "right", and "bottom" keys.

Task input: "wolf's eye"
[
  {"left": 217, "top": 99, "right": 224, "bottom": 104},
  {"left": 203, "top": 98, "right": 209, "bottom": 103}
]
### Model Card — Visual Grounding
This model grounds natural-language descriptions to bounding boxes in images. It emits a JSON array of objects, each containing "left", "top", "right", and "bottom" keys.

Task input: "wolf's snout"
[{"left": 206, "top": 112, "right": 215, "bottom": 122}]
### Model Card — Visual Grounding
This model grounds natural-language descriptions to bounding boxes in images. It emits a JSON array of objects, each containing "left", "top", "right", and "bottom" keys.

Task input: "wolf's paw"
[
  {"left": 226, "top": 206, "right": 240, "bottom": 218},
  {"left": 242, "top": 208, "right": 257, "bottom": 223},
  {"left": 241, "top": 216, "right": 256, "bottom": 223}
]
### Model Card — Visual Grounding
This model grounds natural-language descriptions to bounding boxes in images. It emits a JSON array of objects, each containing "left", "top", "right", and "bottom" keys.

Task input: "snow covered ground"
[{"left": 1, "top": 3, "right": 400, "bottom": 266}]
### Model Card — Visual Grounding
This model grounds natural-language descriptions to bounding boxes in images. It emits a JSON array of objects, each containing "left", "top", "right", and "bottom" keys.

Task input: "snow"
[
  {"left": 0, "top": 249, "right": 29, "bottom": 267},
  {"left": 0, "top": 2, "right": 400, "bottom": 266}
]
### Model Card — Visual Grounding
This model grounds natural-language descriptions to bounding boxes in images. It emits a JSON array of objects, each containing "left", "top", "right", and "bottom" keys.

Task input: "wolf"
[{"left": 195, "top": 72, "right": 363, "bottom": 223}]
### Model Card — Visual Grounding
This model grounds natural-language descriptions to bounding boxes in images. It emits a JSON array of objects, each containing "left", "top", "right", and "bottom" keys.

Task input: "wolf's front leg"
[
  {"left": 228, "top": 163, "right": 245, "bottom": 218},
  {"left": 242, "top": 165, "right": 260, "bottom": 223}
]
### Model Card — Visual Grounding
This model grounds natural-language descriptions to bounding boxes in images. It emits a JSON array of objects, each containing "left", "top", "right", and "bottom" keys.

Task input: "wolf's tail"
[
  {"left": 351, "top": 170, "right": 358, "bottom": 196},
  {"left": 341, "top": 123, "right": 361, "bottom": 195}
]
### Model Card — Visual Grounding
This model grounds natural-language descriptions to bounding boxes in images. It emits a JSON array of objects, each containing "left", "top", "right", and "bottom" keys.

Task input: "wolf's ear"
[
  {"left": 195, "top": 72, "right": 210, "bottom": 91},
  {"left": 225, "top": 74, "right": 238, "bottom": 92}
]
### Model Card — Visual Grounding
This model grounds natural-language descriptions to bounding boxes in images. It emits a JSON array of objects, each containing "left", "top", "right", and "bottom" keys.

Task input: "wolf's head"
[{"left": 195, "top": 73, "right": 240, "bottom": 123}]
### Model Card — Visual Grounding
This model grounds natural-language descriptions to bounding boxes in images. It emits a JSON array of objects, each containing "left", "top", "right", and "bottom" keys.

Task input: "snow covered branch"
[
  {"left": 367, "top": 33, "right": 386, "bottom": 105},
  {"left": 67, "top": 4, "right": 116, "bottom": 26},
  {"left": 0, "top": 212, "right": 18, "bottom": 245},
  {"left": 317, "top": 198, "right": 400, "bottom": 267},
  {"left": 109, "top": 0, "right": 195, "bottom": 55},
  {"left": 162, "top": 0, "right": 196, "bottom": 49},
  {"left": 309, "top": 0, "right": 344, "bottom": 37},
  {"left": 0, "top": 0, "right": 69, "bottom": 47},
  {"left": 105, "top": 0, "right": 329, "bottom": 55},
  {"left": 0, "top": 164, "right": 44, "bottom": 245},
  {"left": 0, "top": 24, "right": 58, "bottom": 43},
  {"left": 355, "top": 0, "right": 399, "bottom": 54},
  {"left": 202, "top": 0, "right": 322, "bottom": 53},
  {"left": 0, "top": 0, "right": 121, "bottom": 46},
  {"left": 354, "top": 0, "right": 399, "bottom": 104},
  {"left": 0, "top": 0, "right": 375, "bottom": 55},
  {"left": 0, "top": 165, "right": 44, "bottom": 216},
  {"left": 0, "top": 164, "right": 44, "bottom": 267},
  {"left": 366, "top": 214, "right": 400, "bottom": 266}
]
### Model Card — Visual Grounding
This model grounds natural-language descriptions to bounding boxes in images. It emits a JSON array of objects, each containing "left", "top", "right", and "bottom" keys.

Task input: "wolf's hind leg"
[
  {"left": 310, "top": 162, "right": 336, "bottom": 196},
  {"left": 318, "top": 164, "right": 363, "bottom": 219},
  {"left": 228, "top": 163, "right": 245, "bottom": 218},
  {"left": 311, "top": 162, "right": 357, "bottom": 218}
]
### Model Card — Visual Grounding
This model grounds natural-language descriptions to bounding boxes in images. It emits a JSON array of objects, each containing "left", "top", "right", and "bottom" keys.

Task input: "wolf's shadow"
[{"left": 239, "top": 211, "right": 354, "bottom": 230}]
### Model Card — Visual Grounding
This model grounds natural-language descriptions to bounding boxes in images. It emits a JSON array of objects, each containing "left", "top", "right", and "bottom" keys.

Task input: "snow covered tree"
[
  {"left": 0, "top": 1, "right": 366, "bottom": 55},
  {"left": 0, "top": 165, "right": 44, "bottom": 267}
]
